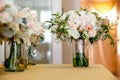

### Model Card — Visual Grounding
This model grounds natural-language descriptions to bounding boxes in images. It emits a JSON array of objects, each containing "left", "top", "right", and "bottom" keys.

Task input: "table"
[{"left": 0, "top": 64, "right": 118, "bottom": 80}]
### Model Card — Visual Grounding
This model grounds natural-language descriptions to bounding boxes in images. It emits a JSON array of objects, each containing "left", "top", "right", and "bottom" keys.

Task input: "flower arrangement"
[
  {"left": 48, "top": 8, "right": 114, "bottom": 45},
  {"left": 0, "top": 0, "right": 44, "bottom": 71},
  {"left": 15, "top": 7, "right": 44, "bottom": 48},
  {"left": 0, "top": 0, "right": 44, "bottom": 48}
]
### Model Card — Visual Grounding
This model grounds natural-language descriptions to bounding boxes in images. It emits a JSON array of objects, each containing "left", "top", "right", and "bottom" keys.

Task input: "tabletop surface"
[{"left": 0, "top": 64, "right": 118, "bottom": 80}]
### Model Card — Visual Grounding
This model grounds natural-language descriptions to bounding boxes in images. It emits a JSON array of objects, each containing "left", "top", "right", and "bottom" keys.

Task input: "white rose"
[
  {"left": 0, "top": 12, "right": 12, "bottom": 23},
  {"left": 34, "top": 22, "right": 44, "bottom": 35},
  {"left": 79, "top": 11, "right": 87, "bottom": 16},
  {"left": 28, "top": 29, "right": 34, "bottom": 36},
  {"left": 8, "top": 5, "right": 19, "bottom": 16},
  {"left": 86, "top": 13, "right": 97, "bottom": 26},
  {"left": 74, "top": 17, "right": 83, "bottom": 27},
  {"left": 68, "top": 28, "right": 79, "bottom": 39},
  {"left": 68, "top": 10, "right": 79, "bottom": 21}
]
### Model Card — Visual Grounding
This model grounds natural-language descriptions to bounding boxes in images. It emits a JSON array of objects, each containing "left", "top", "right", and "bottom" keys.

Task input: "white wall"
[{"left": 51, "top": 0, "right": 62, "bottom": 64}]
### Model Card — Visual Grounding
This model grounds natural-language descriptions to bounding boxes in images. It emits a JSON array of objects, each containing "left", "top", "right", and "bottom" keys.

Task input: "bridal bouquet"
[
  {"left": 0, "top": 0, "right": 44, "bottom": 48},
  {"left": 48, "top": 8, "right": 114, "bottom": 45},
  {"left": 0, "top": 0, "right": 44, "bottom": 71},
  {"left": 15, "top": 7, "right": 44, "bottom": 48}
]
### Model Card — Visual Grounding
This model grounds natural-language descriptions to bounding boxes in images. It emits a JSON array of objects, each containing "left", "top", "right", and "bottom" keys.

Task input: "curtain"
[
  {"left": 81, "top": 0, "right": 118, "bottom": 77},
  {"left": 88, "top": 36, "right": 118, "bottom": 76}
]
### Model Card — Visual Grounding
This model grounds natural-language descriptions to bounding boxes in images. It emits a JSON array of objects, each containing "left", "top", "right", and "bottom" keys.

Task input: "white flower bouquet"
[
  {"left": 15, "top": 7, "right": 44, "bottom": 48},
  {"left": 47, "top": 8, "right": 116, "bottom": 67},
  {"left": 0, "top": 0, "right": 44, "bottom": 48},
  {"left": 0, "top": 0, "right": 45, "bottom": 71},
  {"left": 48, "top": 8, "right": 114, "bottom": 45}
]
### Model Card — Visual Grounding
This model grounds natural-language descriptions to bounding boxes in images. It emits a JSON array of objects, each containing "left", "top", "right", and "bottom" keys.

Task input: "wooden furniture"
[{"left": 0, "top": 64, "right": 118, "bottom": 80}]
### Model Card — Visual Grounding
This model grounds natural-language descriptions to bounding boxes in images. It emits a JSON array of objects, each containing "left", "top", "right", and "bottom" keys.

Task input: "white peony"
[
  {"left": 68, "top": 28, "right": 80, "bottom": 39},
  {"left": 6, "top": 5, "right": 19, "bottom": 16},
  {"left": 68, "top": 10, "right": 79, "bottom": 21}
]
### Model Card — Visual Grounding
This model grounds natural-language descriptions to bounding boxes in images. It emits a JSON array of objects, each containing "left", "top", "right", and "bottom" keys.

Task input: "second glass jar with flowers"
[
  {"left": 0, "top": 0, "right": 44, "bottom": 71},
  {"left": 47, "top": 8, "right": 114, "bottom": 67}
]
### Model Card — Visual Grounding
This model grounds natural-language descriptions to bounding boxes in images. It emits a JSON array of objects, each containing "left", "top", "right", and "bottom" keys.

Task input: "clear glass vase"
[
  {"left": 4, "top": 41, "right": 27, "bottom": 72},
  {"left": 27, "top": 45, "right": 38, "bottom": 65},
  {"left": 72, "top": 39, "right": 89, "bottom": 67}
]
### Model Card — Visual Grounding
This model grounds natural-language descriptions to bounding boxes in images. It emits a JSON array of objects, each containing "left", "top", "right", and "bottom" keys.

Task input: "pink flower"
[
  {"left": 27, "top": 21, "right": 35, "bottom": 29},
  {"left": 0, "top": 0, "right": 5, "bottom": 11},
  {"left": 17, "top": 12, "right": 25, "bottom": 18},
  {"left": 84, "top": 23, "right": 93, "bottom": 32}
]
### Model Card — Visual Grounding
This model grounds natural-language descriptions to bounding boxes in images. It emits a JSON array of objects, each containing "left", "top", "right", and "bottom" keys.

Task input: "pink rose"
[
  {"left": 27, "top": 21, "right": 35, "bottom": 29},
  {"left": 84, "top": 23, "right": 93, "bottom": 32},
  {"left": 0, "top": 0, "right": 6, "bottom": 11}
]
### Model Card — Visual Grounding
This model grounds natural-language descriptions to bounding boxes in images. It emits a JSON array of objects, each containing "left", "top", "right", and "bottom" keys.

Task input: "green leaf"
[
  {"left": 93, "top": 31, "right": 102, "bottom": 41},
  {"left": 105, "top": 34, "right": 115, "bottom": 46},
  {"left": 75, "top": 11, "right": 81, "bottom": 16},
  {"left": 81, "top": 30, "right": 89, "bottom": 39},
  {"left": 101, "top": 24, "right": 109, "bottom": 33}
]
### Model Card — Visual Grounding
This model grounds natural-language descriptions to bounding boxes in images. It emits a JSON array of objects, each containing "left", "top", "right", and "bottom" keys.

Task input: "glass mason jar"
[
  {"left": 72, "top": 39, "right": 89, "bottom": 67},
  {"left": 27, "top": 45, "right": 38, "bottom": 65},
  {"left": 4, "top": 40, "right": 27, "bottom": 72}
]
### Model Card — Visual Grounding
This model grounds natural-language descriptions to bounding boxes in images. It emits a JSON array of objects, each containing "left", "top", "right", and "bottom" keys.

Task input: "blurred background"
[{"left": 0, "top": 0, "right": 120, "bottom": 79}]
